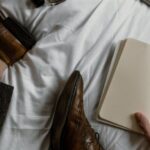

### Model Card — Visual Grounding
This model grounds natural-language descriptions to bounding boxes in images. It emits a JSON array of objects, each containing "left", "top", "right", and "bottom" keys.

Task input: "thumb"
[{"left": 135, "top": 112, "right": 150, "bottom": 141}]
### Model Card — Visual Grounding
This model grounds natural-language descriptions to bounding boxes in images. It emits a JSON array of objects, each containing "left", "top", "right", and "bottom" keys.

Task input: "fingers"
[{"left": 135, "top": 112, "right": 150, "bottom": 141}]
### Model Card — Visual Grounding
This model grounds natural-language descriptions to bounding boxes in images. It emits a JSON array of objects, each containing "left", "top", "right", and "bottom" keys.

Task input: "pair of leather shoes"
[{"left": 50, "top": 71, "right": 101, "bottom": 150}]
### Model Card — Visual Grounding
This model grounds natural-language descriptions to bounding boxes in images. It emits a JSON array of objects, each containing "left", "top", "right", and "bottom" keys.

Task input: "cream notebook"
[{"left": 97, "top": 38, "right": 150, "bottom": 134}]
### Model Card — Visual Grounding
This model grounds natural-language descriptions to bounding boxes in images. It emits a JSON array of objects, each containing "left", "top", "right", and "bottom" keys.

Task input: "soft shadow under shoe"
[{"left": 50, "top": 71, "right": 101, "bottom": 150}]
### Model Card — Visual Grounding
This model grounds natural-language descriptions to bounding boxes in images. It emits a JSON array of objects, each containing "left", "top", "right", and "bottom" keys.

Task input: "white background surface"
[{"left": 0, "top": 0, "right": 150, "bottom": 149}]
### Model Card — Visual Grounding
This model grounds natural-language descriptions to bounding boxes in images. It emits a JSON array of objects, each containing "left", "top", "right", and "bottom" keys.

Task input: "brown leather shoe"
[
  {"left": 50, "top": 71, "right": 101, "bottom": 150},
  {"left": 0, "top": 23, "right": 28, "bottom": 65}
]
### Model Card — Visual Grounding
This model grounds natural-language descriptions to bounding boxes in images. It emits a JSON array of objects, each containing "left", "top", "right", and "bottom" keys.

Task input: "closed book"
[{"left": 0, "top": 82, "right": 13, "bottom": 128}]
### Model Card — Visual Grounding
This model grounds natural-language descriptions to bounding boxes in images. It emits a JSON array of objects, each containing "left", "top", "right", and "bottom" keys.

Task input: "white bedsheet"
[{"left": 0, "top": 0, "right": 150, "bottom": 149}]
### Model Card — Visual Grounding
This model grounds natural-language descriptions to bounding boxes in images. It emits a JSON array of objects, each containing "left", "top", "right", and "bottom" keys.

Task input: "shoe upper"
[{"left": 62, "top": 73, "right": 101, "bottom": 150}]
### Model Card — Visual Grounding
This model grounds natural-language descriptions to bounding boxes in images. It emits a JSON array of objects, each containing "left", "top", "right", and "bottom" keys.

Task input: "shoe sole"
[{"left": 50, "top": 71, "right": 81, "bottom": 150}]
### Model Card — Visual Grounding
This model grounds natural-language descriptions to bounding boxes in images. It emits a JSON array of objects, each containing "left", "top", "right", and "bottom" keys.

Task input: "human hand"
[
  {"left": 135, "top": 112, "right": 150, "bottom": 141},
  {"left": 0, "top": 59, "right": 7, "bottom": 79}
]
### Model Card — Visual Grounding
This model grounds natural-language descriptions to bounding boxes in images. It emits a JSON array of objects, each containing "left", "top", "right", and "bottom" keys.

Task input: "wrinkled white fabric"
[{"left": 0, "top": 0, "right": 150, "bottom": 149}]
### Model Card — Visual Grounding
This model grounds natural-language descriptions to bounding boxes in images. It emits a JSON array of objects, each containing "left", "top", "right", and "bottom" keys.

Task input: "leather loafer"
[{"left": 50, "top": 71, "right": 101, "bottom": 150}]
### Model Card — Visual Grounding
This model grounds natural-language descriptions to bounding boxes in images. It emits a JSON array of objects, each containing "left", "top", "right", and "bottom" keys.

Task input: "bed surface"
[{"left": 0, "top": 0, "right": 150, "bottom": 149}]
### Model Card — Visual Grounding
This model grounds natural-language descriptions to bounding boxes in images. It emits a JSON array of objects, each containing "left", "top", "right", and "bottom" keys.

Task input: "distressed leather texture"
[
  {"left": 0, "top": 23, "right": 27, "bottom": 65},
  {"left": 50, "top": 71, "right": 101, "bottom": 150}
]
